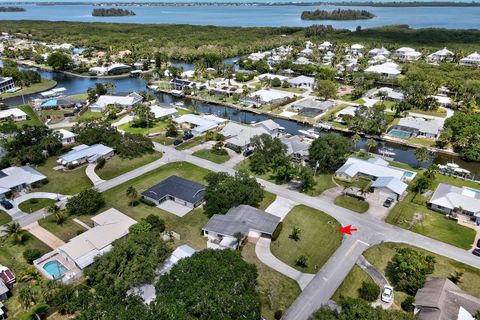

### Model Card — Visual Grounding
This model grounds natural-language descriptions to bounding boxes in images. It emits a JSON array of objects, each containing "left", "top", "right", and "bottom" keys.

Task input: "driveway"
[
  {"left": 85, "top": 163, "right": 105, "bottom": 186},
  {"left": 356, "top": 255, "right": 393, "bottom": 310},
  {"left": 364, "top": 191, "right": 392, "bottom": 221},
  {"left": 265, "top": 196, "right": 298, "bottom": 221},
  {"left": 157, "top": 200, "right": 192, "bottom": 217},
  {"left": 23, "top": 221, "right": 65, "bottom": 249}
]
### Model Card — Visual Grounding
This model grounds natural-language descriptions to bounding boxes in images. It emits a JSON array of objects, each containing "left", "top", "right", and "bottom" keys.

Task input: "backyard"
[
  {"left": 242, "top": 243, "right": 301, "bottom": 320},
  {"left": 17, "top": 105, "right": 43, "bottom": 127},
  {"left": 270, "top": 205, "right": 342, "bottom": 273},
  {"left": 95, "top": 152, "right": 163, "bottom": 180},
  {"left": 34, "top": 157, "right": 92, "bottom": 195},
  {"left": 332, "top": 265, "right": 377, "bottom": 302},
  {"left": 18, "top": 198, "right": 56, "bottom": 213},
  {"left": 334, "top": 195, "right": 369, "bottom": 213},
  {"left": 192, "top": 149, "right": 230, "bottom": 164}
]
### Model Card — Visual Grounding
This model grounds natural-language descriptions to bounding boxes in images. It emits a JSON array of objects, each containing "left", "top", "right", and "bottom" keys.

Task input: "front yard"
[
  {"left": 38, "top": 215, "right": 86, "bottom": 242},
  {"left": 334, "top": 195, "right": 369, "bottom": 213},
  {"left": 192, "top": 149, "right": 230, "bottom": 164},
  {"left": 271, "top": 205, "right": 342, "bottom": 273},
  {"left": 95, "top": 152, "right": 163, "bottom": 180},
  {"left": 18, "top": 198, "right": 56, "bottom": 213},
  {"left": 118, "top": 120, "right": 169, "bottom": 136},
  {"left": 0, "top": 210, "right": 11, "bottom": 226},
  {"left": 332, "top": 265, "right": 377, "bottom": 302}
]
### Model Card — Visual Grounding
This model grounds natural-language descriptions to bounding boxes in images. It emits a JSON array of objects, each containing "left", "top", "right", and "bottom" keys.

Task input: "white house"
[
  {"left": 247, "top": 89, "right": 294, "bottom": 106},
  {"left": 319, "top": 41, "right": 333, "bottom": 50},
  {"left": 57, "top": 144, "right": 114, "bottom": 167},
  {"left": 220, "top": 122, "right": 271, "bottom": 151},
  {"left": 252, "top": 119, "right": 284, "bottom": 136},
  {"left": 460, "top": 52, "right": 480, "bottom": 66},
  {"left": 0, "top": 108, "right": 26, "bottom": 122},
  {"left": 173, "top": 114, "right": 223, "bottom": 135},
  {"left": 369, "top": 47, "right": 390, "bottom": 57},
  {"left": 293, "top": 57, "right": 311, "bottom": 65},
  {"left": 0, "top": 166, "right": 47, "bottom": 198},
  {"left": 427, "top": 47, "right": 454, "bottom": 63},
  {"left": 365, "top": 62, "right": 401, "bottom": 78},
  {"left": 351, "top": 44, "right": 365, "bottom": 54},
  {"left": 288, "top": 75, "right": 315, "bottom": 89},
  {"left": 429, "top": 183, "right": 480, "bottom": 221},
  {"left": 395, "top": 47, "right": 422, "bottom": 62},
  {"left": 0, "top": 77, "right": 15, "bottom": 94},
  {"left": 366, "top": 87, "right": 404, "bottom": 102},
  {"left": 256, "top": 73, "right": 289, "bottom": 82},
  {"left": 90, "top": 92, "right": 143, "bottom": 112},
  {"left": 391, "top": 116, "right": 444, "bottom": 139},
  {"left": 55, "top": 129, "right": 76, "bottom": 145},
  {"left": 89, "top": 63, "right": 131, "bottom": 76},
  {"left": 149, "top": 105, "right": 177, "bottom": 119}
]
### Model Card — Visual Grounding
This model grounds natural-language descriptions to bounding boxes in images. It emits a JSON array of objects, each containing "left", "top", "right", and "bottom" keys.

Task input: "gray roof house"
[
  {"left": 0, "top": 281, "right": 8, "bottom": 301},
  {"left": 141, "top": 176, "right": 206, "bottom": 208},
  {"left": 220, "top": 122, "right": 271, "bottom": 151},
  {"left": 280, "top": 135, "right": 310, "bottom": 162},
  {"left": 390, "top": 117, "right": 444, "bottom": 139},
  {"left": 288, "top": 75, "right": 315, "bottom": 89},
  {"left": 429, "top": 183, "right": 480, "bottom": 218},
  {"left": 203, "top": 205, "right": 281, "bottom": 243},
  {"left": 57, "top": 144, "right": 114, "bottom": 166},
  {"left": 291, "top": 98, "right": 335, "bottom": 117},
  {"left": 414, "top": 277, "right": 480, "bottom": 320}
]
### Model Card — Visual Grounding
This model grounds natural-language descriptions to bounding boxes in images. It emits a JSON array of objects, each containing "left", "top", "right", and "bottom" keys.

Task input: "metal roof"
[{"left": 59, "top": 144, "right": 114, "bottom": 163}]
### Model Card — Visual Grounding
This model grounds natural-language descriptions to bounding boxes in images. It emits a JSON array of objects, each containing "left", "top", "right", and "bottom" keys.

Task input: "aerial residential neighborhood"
[{"left": 0, "top": 6, "right": 479, "bottom": 320}]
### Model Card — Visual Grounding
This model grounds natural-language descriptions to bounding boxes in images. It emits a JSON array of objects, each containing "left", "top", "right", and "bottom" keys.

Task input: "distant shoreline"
[{"left": 7, "top": 1, "right": 480, "bottom": 8}]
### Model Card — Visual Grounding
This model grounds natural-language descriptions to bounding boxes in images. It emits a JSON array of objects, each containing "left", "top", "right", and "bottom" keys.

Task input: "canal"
[{"left": 3, "top": 65, "right": 479, "bottom": 176}]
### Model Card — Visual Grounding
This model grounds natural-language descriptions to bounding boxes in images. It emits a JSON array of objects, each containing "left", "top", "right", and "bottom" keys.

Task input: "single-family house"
[
  {"left": 460, "top": 52, "right": 480, "bottom": 67},
  {"left": 365, "top": 62, "right": 401, "bottom": 78},
  {"left": 0, "top": 266, "right": 15, "bottom": 286},
  {"left": 395, "top": 47, "right": 422, "bottom": 62},
  {"left": 293, "top": 57, "right": 311, "bottom": 65},
  {"left": 0, "top": 166, "right": 47, "bottom": 198},
  {"left": 57, "top": 144, "right": 114, "bottom": 167},
  {"left": 89, "top": 63, "right": 131, "bottom": 76},
  {"left": 90, "top": 92, "right": 143, "bottom": 112},
  {"left": 256, "top": 73, "right": 289, "bottom": 82},
  {"left": 149, "top": 105, "right": 178, "bottom": 119},
  {"left": 247, "top": 89, "right": 294, "bottom": 106},
  {"left": 427, "top": 47, "right": 454, "bottom": 63},
  {"left": 288, "top": 75, "right": 315, "bottom": 89},
  {"left": 252, "top": 119, "right": 284, "bottom": 136},
  {"left": 0, "top": 108, "right": 26, "bottom": 122},
  {"left": 220, "top": 122, "right": 271, "bottom": 151},
  {"left": 0, "top": 77, "right": 15, "bottom": 93},
  {"left": 366, "top": 87, "right": 404, "bottom": 102},
  {"left": 369, "top": 47, "right": 390, "bottom": 57},
  {"left": 300, "top": 47, "right": 313, "bottom": 56},
  {"left": 389, "top": 116, "right": 444, "bottom": 139},
  {"left": 291, "top": 98, "right": 335, "bottom": 117},
  {"left": 414, "top": 277, "right": 480, "bottom": 320},
  {"left": 429, "top": 183, "right": 480, "bottom": 220},
  {"left": 350, "top": 44, "right": 365, "bottom": 55},
  {"left": 173, "top": 114, "right": 221, "bottom": 135},
  {"left": 280, "top": 135, "right": 310, "bottom": 162},
  {"left": 0, "top": 281, "right": 8, "bottom": 302},
  {"left": 335, "top": 157, "right": 415, "bottom": 199},
  {"left": 55, "top": 129, "right": 76, "bottom": 145},
  {"left": 141, "top": 175, "right": 206, "bottom": 208},
  {"left": 322, "top": 51, "right": 335, "bottom": 64},
  {"left": 203, "top": 205, "right": 281, "bottom": 249},
  {"left": 319, "top": 41, "right": 333, "bottom": 50}
]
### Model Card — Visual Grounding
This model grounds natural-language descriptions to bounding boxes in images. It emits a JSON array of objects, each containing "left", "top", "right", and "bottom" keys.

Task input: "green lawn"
[
  {"left": 309, "top": 174, "right": 335, "bottom": 196},
  {"left": 34, "top": 157, "right": 92, "bottom": 195},
  {"left": 271, "top": 205, "right": 342, "bottom": 273},
  {"left": 242, "top": 243, "right": 301, "bottom": 320},
  {"left": 176, "top": 136, "right": 207, "bottom": 151},
  {"left": 192, "top": 149, "right": 230, "bottom": 164},
  {"left": 74, "top": 108, "right": 103, "bottom": 122},
  {"left": 410, "top": 108, "right": 447, "bottom": 118},
  {"left": 0, "top": 234, "right": 51, "bottom": 320},
  {"left": 332, "top": 265, "right": 378, "bottom": 302},
  {"left": 95, "top": 152, "right": 163, "bottom": 180},
  {"left": 17, "top": 105, "right": 43, "bottom": 126},
  {"left": 259, "top": 192, "right": 277, "bottom": 211},
  {"left": 277, "top": 87, "right": 306, "bottom": 94},
  {"left": 18, "top": 198, "right": 56, "bottom": 213},
  {"left": 408, "top": 137, "right": 436, "bottom": 147},
  {"left": 69, "top": 93, "right": 88, "bottom": 100},
  {"left": 38, "top": 214, "right": 86, "bottom": 242},
  {"left": 386, "top": 192, "right": 475, "bottom": 249},
  {"left": 39, "top": 109, "right": 71, "bottom": 117},
  {"left": 0, "top": 79, "right": 56, "bottom": 99},
  {"left": 118, "top": 120, "right": 169, "bottom": 136},
  {"left": 334, "top": 195, "right": 369, "bottom": 213},
  {"left": 364, "top": 242, "right": 480, "bottom": 305},
  {"left": 0, "top": 210, "right": 11, "bottom": 226},
  {"left": 152, "top": 134, "right": 175, "bottom": 145}
]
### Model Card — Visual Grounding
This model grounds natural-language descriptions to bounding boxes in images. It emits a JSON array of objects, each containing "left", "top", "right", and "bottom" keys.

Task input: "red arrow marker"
[{"left": 339, "top": 225, "right": 358, "bottom": 235}]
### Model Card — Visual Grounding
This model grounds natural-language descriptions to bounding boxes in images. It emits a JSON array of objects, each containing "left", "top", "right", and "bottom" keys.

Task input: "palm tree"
[
  {"left": 366, "top": 138, "right": 377, "bottom": 152},
  {"left": 126, "top": 186, "right": 138, "bottom": 206},
  {"left": 48, "top": 205, "right": 65, "bottom": 225},
  {"left": 18, "top": 285, "right": 37, "bottom": 309},
  {"left": 6, "top": 222, "right": 25, "bottom": 244},
  {"left": 352, "top": 133, "right": 361, "bottom": 151},
  {"left": 415, "top": 147, "right": 430, "bottom": 167}
]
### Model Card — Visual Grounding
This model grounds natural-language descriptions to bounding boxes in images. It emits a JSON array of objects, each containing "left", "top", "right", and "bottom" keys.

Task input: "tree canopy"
[
  {"left": 66, "top": 188, "right": 105, "bottom": 216},
  {"left": 443, "top": 112, "right": 480, "bottom": 162},
  {"left": 308, "top": 134, "right": 352, "bottom": 173}
]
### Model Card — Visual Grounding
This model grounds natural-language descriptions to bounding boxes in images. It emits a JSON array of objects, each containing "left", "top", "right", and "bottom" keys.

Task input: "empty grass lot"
[
  {"left": 0, "top": 210, "right": 11, "bottom": 226},
  {"left": 334, "top": 195, "right": 369, "bottom": 213},
  {"left": 95, "top": 152, "right": 163, "bottom": 180},
  {"left": 118, "top": 120, "right": 169, "bottom": 136},
  {"left": 192, "top": 149, "right": 230, "bottom": 164},
  {"left": 34, "top": 157, "right": 92, "bottom": 195},
  {"left": 271, "top": 205, "right": 342, "bottom": 273},
  {"left": 332, "top": 265, "right": 378, "bottom": 302},
  {"left": 242, "top": 243, "right": 301, "bottom": 320},
  {"left": 18, "top": 198, "right": 56, "bottom": 213}
]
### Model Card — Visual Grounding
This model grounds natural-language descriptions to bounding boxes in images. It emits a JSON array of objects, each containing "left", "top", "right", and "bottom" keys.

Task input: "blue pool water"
[
  {"left": 388, "top": 129, "right": 412, "bottom": 138},
  {"left": 43, "top": 260, "right": 68, "bottom": 279}
]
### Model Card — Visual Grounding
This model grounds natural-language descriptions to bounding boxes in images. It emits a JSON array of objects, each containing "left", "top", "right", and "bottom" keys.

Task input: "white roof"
[
  {"left": 92, "top": 95, "right": 136, "bottom": 110},
  {"left": 253, "top": 119, "right": 281, "bottom": 132},
  {"left": 288, "top": 75, "right": 315, "bottom": 85},
  {"left": 351, "top": 44, "right": 365, "bottom": 50},
  {"left": 248, "top": 89, "right": 294, "bottom": 103},
  {"left": 59, "top": 144, "right": 114, "bottom": 163},
  {"left": 256, "top": 73, "right": 289, "bottom": 82},
  {"left": 431, "top": 47, "right": 453, "bottom": 57},
  {"left": 369, "top": 47, "right": 390, "bottom": 56},
  {"left": 368, "top": 87, "right": 404, "bottom": 101},
  {"left": 0, "top": 166, "right": 46, "bottom": 190},
  {"left": 202, "top": 114, "right": 228, "bottom": 124},
  {"left": 319, "top": 41, "right": 332, "bottom": 48},
  {"left": 0, "top": 108, "right": 26, "bottom": 119},
  {"left": 462, "top": 52, "right": 480, "bottom": 61},
  {"left": 173, "top": 114, "right": 219, "bottom": 134},
  {"left": 430, "top": 183, "right": 480, "bottom": 214},
  {"left": 220, "top": 122, "right": 270, "bottom": 148},
  {"left": 365, "top": 62, "right": 401, "bottom": 76},
  {"left": 59, "top": 209, "right": 136, "bottom": 269},
  {"left": 397, "top": 117, "right": 444, "bottom": 135},
  {"left": 372, "top": 176, "right": 407, "bottom": 196},
  {"left": 396, "top": 47, "right": 416, "bottom": 53},
  {"left": 55, "top": 129, "right": 76, "bottom": 139},
  {"left": 149, "top": 105, "right": 177, "bottom": 119},
  {"left": 337, "top": 157, "right": 405, "bottom": 181}
]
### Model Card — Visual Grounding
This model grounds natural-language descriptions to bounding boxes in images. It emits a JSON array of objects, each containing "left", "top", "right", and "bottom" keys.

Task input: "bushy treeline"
[
  {"left": 92, "top": 8, "right": 136, "bottom": 17},
  {"left": 0, "top": 7, "right": 25, "bottom": 12},
  {"left": 301, "top": 9, "right": 375, "bottom": 20},
  {"left": 0, "top": 59, "right": 41, "bottom": 87}
]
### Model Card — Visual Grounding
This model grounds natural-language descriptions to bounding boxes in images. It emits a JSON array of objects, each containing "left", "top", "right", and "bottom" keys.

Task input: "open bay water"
[{"left": 0, "top": 3, "right": 478, "bottom": 29}]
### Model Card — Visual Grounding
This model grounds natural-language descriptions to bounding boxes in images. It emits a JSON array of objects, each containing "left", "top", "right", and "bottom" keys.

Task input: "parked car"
[
  {"left": 383, "top": 197, "right": 395, "bottom": 208},
  {"left": 476, "top": 238, "right": 480, "bottom": 248},
  {"left": 1, "top": 199, "right": 13, "bottom": 210},
  {"left": 243, "top": 148, "right": 254, "bottom": 157},
  {"left": 173, "top": 139, "right": 183, "bottom": 146},
  {"left": 381, "top": 285, "right": 393, "bottom": 303},
  {"left": 183, "top": 131, "right": 194, "bottom": 140},
  {"left": 473, "top": 248, "right": 480, "bottom": 257}
]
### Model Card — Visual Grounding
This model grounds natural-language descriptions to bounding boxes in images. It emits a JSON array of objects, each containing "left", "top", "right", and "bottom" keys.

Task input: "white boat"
[
  {"left": 39, "top": 87, "right": 66, "bottom": 98},
  {"left": 298, "top": 129, "right": 320, "bottom": 139},
  {"left": 174, "top": 101, "right": 185, "bottom": 107},
  {"left": 317, "top": 122, "right": 332, "bottom": 130},
  {"left": 379, "top": 148, "right": 396, "bottom": 156},
  {"left": 446, "top": 162, "right": 460, "bottom": 169},
  {"left": 171, "top": 90, "right": 184, "bottom": 98}
]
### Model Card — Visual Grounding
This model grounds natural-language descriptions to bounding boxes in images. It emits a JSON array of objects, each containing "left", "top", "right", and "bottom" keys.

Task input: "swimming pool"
[
  {"left": 388, "top": 129, "right": 412, "bottom": 138},
  {"left": 43, "top": 260, "right": 68, "bottom": 279},
  {"left": 405, "top": 171, "right": 415, "bottom": 177}
]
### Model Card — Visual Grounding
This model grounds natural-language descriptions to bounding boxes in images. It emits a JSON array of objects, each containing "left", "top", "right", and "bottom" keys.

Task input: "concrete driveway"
[
  {"left": 265, "top": 196, "right": 298, "bottom": 221},
  {"left": 157, "top": 200, "right": 192, "bottom": 217},
  {"left": 364, "top": 192, "right": 393, "bottom": 221}
]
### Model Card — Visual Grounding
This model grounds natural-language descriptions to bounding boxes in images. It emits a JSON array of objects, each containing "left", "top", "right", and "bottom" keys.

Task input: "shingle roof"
[
  {"left": 203, "top": 205, "right": 281, "bottom": 237},
  {"left": 141, "top": 175, "right": 205, "bottom": 205}
]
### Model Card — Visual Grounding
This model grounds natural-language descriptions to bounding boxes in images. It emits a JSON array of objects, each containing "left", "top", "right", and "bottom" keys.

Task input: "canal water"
[{"left": 3, "top": 65, "right": 479, "bottom": 176}]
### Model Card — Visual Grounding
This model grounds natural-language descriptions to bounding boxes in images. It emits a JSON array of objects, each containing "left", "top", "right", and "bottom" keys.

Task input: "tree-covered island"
[
  {"left": 301, "top": 8, "right": 375, "bottom": 20},
  {"left": 92, "top": 8, "right": 136, "bottom": 17}
]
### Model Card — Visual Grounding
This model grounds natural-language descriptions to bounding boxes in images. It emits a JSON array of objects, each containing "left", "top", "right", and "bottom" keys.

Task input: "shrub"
[
  {"left": 66, "top": 188, "right": 105, "bottom": 216},
  {"left": 401, "top": 296, "right": 415, "bottom": 312},
  {"left": 66, "top": 163, "right": 76, "bottom": 170},
  {"left": 23, "top": 248, "right": 42, "bottom": 264},
  {"left": 29, "top": 198, "right": 39, "bottom": 204},
  {"left": 95, "top": 157, "right": 106, "bottom": 170},
  {"left": 271, "top": 221, "right": 282, "bottom": 241},
  {"left": 129, "top": 220, "right": 152, "bottom": 234},
  {"left": 358, "top": 281, "right": 380, "bottom": 302},
  {"left": 140, "top": 197, "right": 156, "bottom": 206},
  {"left": 296, "top": 255, "right": 308, "bottom": 268},
  {"left": 145, "top": 214, "right": 165, "bottom": 232},
  {"left": 274, "top": 310, "right": 283, "bottom": 320}
]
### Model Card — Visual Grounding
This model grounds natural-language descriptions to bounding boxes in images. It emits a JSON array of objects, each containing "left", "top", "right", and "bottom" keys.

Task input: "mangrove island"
[
  {"left": 301, "top": 9, "right": 375, "bottom": 20},
  {"left": 91, "top": 8, "right": 136, "bottom": 17}
]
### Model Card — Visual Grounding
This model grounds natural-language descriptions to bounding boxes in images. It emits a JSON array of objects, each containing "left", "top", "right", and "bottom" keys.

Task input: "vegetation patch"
[
  {"left": 192, "top": 148, "right": 230, "bottom": 164},
  {"left": 0, "top": 210, "right": 11, "bottom": 226},
  {"left": 95, "top": 152, "right": 162, "bottom": 180},
  {"left": 271, "top": 205, "right": 342, "bottom": 273},
  {"left": 301, "top": 9, "right": 375, "bottom": 20},
  {"left": 334, "top": 195, "right": 369, "bottom": 213},
  {"left": 38, "top": 215, "right": 86, "bottom": 242},
  {"left": 18, "top": 198, "right": 56, "bottom": 213}
]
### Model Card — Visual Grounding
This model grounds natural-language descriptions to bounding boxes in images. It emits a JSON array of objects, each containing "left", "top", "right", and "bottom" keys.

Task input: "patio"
[{"left": 157, "top": 200, "right": 193, "bottom": 217}]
